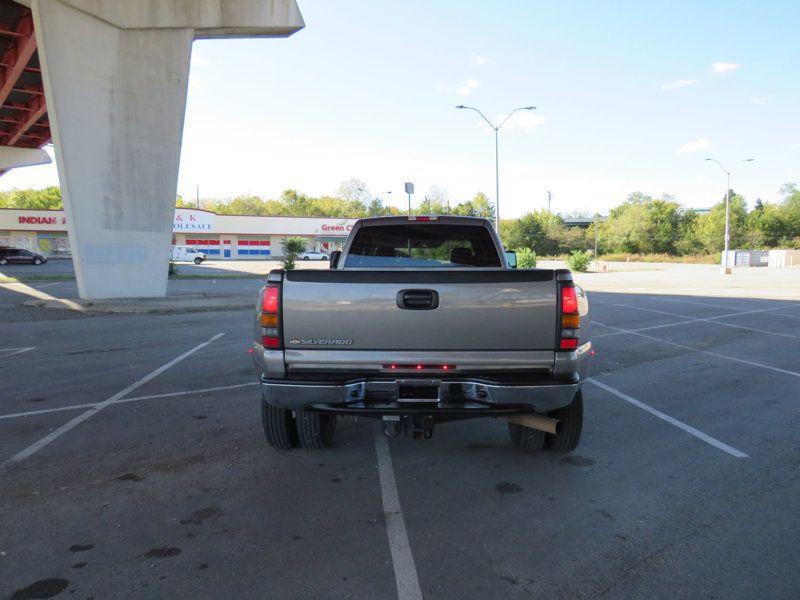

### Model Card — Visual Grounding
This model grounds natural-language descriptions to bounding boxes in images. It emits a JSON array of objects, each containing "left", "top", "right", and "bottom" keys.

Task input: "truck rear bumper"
[{"left": 260, "top": 376, "right": 582, "bottom": 414}]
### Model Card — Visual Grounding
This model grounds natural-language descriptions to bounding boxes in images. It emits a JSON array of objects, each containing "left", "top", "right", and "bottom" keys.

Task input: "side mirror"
[
  {"left": 505, "top": 250, "right": 517, "bottom": 269},
  {"left": 329, "top": 250, "right": 341, "bottom": 269}
]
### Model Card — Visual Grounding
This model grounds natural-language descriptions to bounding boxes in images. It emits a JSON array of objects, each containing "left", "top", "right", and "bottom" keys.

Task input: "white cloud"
[
  {"left": 455, "top": 78, "right": 481, "bottom": 96},
  {"left": 748, "top": 96, "right": 768, "bottom": 104},
  {"left": 496, "top": 111, "right": 546, "bottom": 133},
  {"left": 710, "top": 62, "right": 740, "bottom": 75},
  {"left": 675, "top": 138, "right": 712, "bottom": 154},
  {"left": 660, "top": 79, "right": 698, "bottom": 91},
  {"left": 471, "top": 53, "right": 490, "bottom": 66}
]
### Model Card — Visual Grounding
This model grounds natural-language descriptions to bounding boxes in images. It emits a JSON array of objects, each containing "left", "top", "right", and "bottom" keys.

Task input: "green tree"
[
  {"left": 501, "top": 212, "right": 545, "bottom": 252},
  {"left": 0, "top": 186, "right": 62, "bottom": 209},
  {"left": 696, "top": 192, "right": 748, "bottom": 253},
  {"left": 746, "top": 202, "right": 788, "bottom": 247},
  {"left": 452, "top": 192, "right": 495, "bottom": 220},
  {"left": 516, "top": 248, "right": 537, "bottom": 268},
  {"left": 566, "top": 249, "right": 591, "bottom": 272},
  {"left": 336, "top": 178, "right": 369, "bottom": 203},
  {"left": 280, "top": 236, "right": 307, "bottom": 270},
  {"left": 416, "top": 196, "right": 450, "bottom": 215}
]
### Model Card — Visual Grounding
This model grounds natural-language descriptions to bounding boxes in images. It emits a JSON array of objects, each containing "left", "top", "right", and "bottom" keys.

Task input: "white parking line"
[
  {"left": 614, "top": 304, "right": 800, "bottom": 340},
  {"left": 0, "top": 382, "right": 259, "bottom": 421},
  {"left": 594, "top": 322, "right": 800, "bottom": 379},
  {"left": 592, "top": 319, "right": 699, "bottom": 338},
  {"left": 587, "top": 378, "right": 748, "bottom": 458},
  {"left": 592, "top": 301, "right": 800, "bottom": 340},
  {"left": 374, "top": 431, "right": 423, "bottom": 600},
  {"left": 2, "top": 332, "right": 225, "bottom": 466},
  {"left": 0, "top": 347, "right": 35, "bottom": 356}
]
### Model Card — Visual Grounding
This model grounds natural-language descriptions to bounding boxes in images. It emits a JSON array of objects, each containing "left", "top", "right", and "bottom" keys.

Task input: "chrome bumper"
[{"left": 260, "top": 376, "right": 582, "bottom": 413}]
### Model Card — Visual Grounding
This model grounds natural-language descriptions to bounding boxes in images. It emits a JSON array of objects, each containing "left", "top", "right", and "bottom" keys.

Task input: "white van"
[{"left": 171, "top": 245, "right": 206, "bottom": 264}]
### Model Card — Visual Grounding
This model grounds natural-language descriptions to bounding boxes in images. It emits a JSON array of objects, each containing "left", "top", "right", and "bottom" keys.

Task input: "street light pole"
[
  {"left": 705, "top": 158, "right": 754, "bottom": 274},
  {"left": 456, "top": 104, "right": 536, "bottom": 231}
]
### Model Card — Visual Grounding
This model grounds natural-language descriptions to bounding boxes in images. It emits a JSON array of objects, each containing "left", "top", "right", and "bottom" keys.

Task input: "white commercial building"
[{"left": 1, "top": 208, "right": 356, "bottom": 259}]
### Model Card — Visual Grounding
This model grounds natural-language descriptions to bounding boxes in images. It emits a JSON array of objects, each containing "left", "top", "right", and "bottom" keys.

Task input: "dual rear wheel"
[{"left": 261, "top": 392, "right": 335, "bottom": 450}]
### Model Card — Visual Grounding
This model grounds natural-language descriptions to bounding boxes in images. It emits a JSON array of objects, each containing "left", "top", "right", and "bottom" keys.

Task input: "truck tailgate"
[{"left": 281, "top": 270, "right": 557, "bottom": 352}]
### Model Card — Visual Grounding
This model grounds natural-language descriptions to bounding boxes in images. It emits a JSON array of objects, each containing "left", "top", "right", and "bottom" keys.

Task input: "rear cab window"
[{"left": 343, "top": 223, "right": 501, "bottom": 268}]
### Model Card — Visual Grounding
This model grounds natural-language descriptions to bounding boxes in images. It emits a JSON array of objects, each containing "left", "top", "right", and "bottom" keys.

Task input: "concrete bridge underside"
[{"left": 1, "top": 0, "right": 304, "bottom": 298}]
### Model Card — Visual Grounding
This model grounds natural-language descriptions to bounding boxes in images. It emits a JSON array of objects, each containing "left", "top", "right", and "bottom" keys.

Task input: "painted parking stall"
[{"left": 1, "top": 281, "right": 800, "bottom": 598}]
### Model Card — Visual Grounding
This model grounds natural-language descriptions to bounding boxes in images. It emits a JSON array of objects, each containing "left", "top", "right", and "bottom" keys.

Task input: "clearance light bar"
[
  {"left": 383, "top": 364, "right": 455, "bottom": 371},
  {"left": 408, "top": 216, "right": 438, "bottom": 221},
  {"left": 260, "top": 286, "right": 282, "bottom": 349}
]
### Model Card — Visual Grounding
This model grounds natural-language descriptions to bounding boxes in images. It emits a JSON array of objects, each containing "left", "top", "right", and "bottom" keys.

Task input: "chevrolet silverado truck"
[{"left": 252, "top": 215, "right": 592, "bottom": 452}]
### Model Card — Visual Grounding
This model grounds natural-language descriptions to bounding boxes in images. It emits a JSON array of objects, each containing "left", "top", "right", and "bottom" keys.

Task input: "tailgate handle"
[{"left": 397, "top": 289, "right": 439, "bottom": 310}]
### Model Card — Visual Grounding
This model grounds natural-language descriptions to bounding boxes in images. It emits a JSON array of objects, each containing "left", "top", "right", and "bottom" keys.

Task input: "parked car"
[
  {"left": 170, "top": 245, "right": 206, "bottom": 264},
  {"left": 252, "top": 216, "right": 592, "bottom": 452},
  {"left": 299, "top": 251, "right": 329, "bottom": 261},
  {"left": 0, "top": 247, "right": 47, "bottom": 266}
]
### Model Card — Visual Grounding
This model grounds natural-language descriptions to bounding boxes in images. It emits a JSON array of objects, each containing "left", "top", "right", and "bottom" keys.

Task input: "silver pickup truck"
[{"left": 252, "top": 215, "right": 592, "bottom": 452}]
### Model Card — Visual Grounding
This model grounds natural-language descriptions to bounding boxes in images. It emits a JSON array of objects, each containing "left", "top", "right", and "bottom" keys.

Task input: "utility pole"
[
  {"left": 196, "top": 184, "right": 200, "bottom": 209},
  {"left": 547, "top": 190, "right": 552, "bottom": 213}
]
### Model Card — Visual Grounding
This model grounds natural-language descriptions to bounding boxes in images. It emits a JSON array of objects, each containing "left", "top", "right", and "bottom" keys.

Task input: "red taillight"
[
  {"left": 562, "top": 287, "right": 578, "bottom": 314},
  {"left": 262, "top": 287, "right": 279, "bottom": 313},
  {"left": 259, "top": 286, "right": 282, "bottom": 349},
  {"left": 262, "top": 336, "right": 281, "bottom": 348},
  {"left": 559, "top": 283, "right": 580, "bottom": 351}
]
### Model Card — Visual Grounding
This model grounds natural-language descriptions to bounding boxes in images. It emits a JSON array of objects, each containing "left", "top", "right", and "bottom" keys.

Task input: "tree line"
[{"left": 3, "top": 180, "right": 799, "bottom": 256}]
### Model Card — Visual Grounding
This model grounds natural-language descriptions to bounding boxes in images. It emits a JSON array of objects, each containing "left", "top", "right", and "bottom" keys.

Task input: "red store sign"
[
  {"left": 18, "top": 216, "right": 67, "bottom": 225},
  {"left": 321, "top": 223, "right": 353, "bottom": 233}
]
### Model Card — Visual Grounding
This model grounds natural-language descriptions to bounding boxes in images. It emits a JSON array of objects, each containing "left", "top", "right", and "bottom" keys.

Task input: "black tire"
[
  {"left": 33, "top": 258, "right": 43, "bottom": 265},
  {"left": 508, "top": 422, "right": 546, "bottom": 452},
  {"left": 261, "top": 393, "right": 299, "bottom": 449},
  {"left": 322, "top": 256, "right": 329, "bottom": 261},
  {"left": 303, "top": 256, "right": 310, "bottom": 261},
  {"left": 194, "top": 257, "right": 203, "bottom": 265},
  {"left": 297, "top": 410, "right": 336, "bottom": 449},
  {"left": 0, "top": 258, "right": 6, "bottom": 265},
  {"left": 545, "top": 391, "right": 583, "bottom": 453}
]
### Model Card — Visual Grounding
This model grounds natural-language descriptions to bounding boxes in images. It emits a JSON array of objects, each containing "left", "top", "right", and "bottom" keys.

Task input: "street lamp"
[
  {"left": 704, "top": 157, "right": 755, "bottom": 274},
  {"left": 456, "top": 104, "right": 536, "bottom": 230}
]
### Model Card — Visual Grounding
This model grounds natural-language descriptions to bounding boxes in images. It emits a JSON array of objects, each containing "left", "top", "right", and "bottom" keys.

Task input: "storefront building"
[{"left": 0, "top": 208, "right": 358, "bottom": 259}]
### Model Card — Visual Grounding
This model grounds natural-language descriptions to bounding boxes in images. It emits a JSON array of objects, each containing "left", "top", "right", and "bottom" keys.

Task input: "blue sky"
[{"left": 3, "top": 0, "right": 798, "bottom": 217}]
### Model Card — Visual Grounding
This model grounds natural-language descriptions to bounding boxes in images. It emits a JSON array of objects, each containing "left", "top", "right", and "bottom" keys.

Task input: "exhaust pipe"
[{"left": 502, "top": 414, "right": 560, "bottom": 435}]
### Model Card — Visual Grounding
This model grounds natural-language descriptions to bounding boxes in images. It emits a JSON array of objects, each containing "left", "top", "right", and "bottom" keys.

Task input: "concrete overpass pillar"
[{"left": 25, "top": 0, "right": 304, "bottom": 299}]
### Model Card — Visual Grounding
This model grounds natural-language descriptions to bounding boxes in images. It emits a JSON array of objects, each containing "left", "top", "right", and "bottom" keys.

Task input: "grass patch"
[
  {"left": 537, "top": 253, "right": 718, "bottom": 265},
  {"left": 597, "top": 253, "right": 718, "bottom": 264}
]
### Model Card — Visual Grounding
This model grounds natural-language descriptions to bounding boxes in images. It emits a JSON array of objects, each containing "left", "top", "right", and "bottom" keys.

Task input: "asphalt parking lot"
[{"left": 1, "top": 272, "right": 800, "bottom": 599}]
